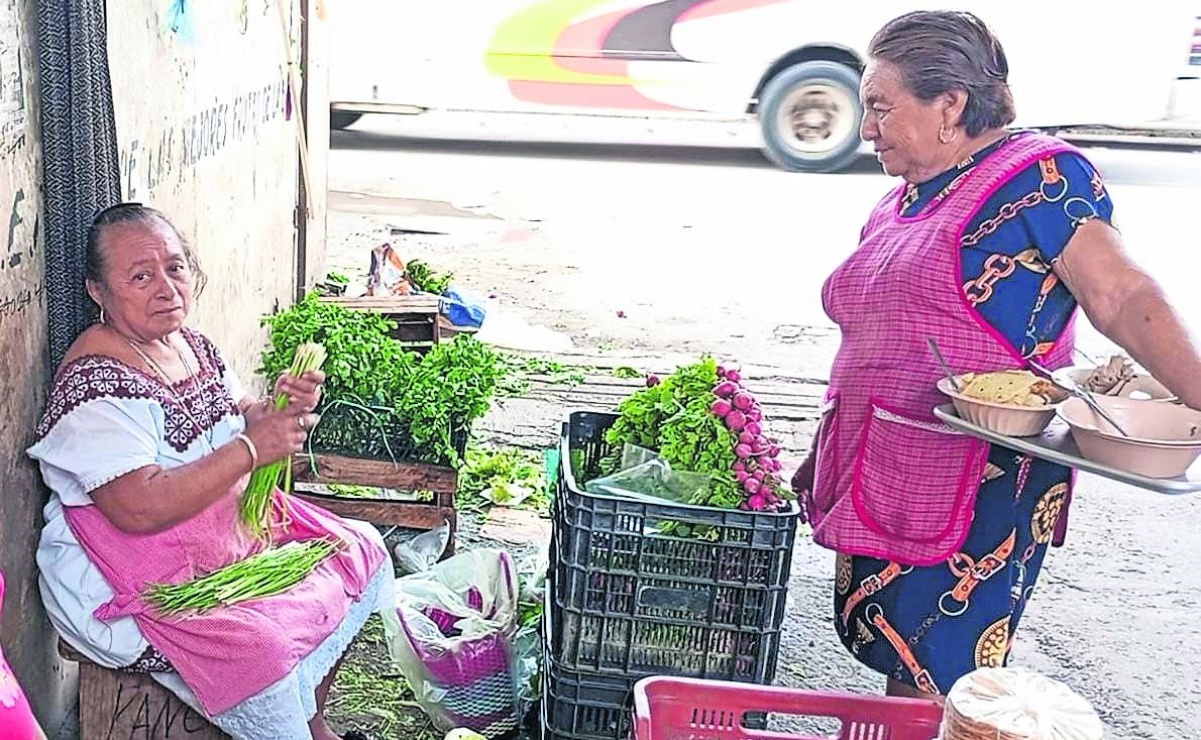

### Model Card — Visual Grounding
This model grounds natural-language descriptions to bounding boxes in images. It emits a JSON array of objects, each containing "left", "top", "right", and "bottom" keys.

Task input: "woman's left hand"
[{"left": 274, "top": 370, "right": 325, "bottom": 413}]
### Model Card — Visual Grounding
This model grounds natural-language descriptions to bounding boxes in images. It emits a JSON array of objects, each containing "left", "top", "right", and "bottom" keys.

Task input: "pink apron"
[
  {"left": 64, "top": 485, "right": 386, "bottom": 716},
  {"left": 805, "top": 132, "right": 1079, "bottom": 566},
  {"left": 0, "top": 570, "right": 43, "bottom": 740}
]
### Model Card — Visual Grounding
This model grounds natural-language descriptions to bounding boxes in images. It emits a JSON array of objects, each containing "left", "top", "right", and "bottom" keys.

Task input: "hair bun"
[{"left": 941, "top": 666, "right": 1104, "bottom": 740}]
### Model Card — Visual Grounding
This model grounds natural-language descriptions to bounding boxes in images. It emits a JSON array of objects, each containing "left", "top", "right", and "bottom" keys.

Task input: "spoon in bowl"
[
  {"left": 1028, "top": 359, "right": 1131, "bottom": 438},
  {"left": 927, "top": 338, "right": 962, "bottom": 392}
]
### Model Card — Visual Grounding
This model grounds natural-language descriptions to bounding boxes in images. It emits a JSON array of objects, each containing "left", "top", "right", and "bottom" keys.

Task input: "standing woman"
[{"left": 794, "top": 11, "right": 1201, "bottom": 700}]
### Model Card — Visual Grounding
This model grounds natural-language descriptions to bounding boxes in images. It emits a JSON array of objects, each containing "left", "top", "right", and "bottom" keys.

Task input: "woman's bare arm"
[
  {"left": 1054, "top": 219, "right": 1201, "bottom": 410},
  {"left": 89, "top": 440, "right": 255, "bottom": 535}
]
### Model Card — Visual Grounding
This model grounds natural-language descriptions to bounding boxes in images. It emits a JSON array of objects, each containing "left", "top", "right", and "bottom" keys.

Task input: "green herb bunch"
[
  {"left": 603, "top": 356, "right": 743, "bottom": 510},
  {"left": 145, "top": 539, "right": 338, "bottom": 616},
  {"left": 259, "top": 292, "right": 415, "bottom": 404},
  {"left": 259, "top": 294, "right": 505, "bottom": 467},
  {"left": 406, "top": 260, "right": 454, "bottom": 296},
  {"left": 395, "top": 335, "right": 506, "bottom": 465}
]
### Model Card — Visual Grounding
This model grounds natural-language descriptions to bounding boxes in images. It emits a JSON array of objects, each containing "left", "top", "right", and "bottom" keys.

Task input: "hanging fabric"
[{"left": 37, "top": 0, "right": 122, "bottom": 372}]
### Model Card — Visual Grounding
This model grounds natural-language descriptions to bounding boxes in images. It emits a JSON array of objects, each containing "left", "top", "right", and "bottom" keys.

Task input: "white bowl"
[
  {"left": 1065, "top": 367, "right": 1175, "bottom": 402},
  {"left": 937, "top": 375, "right": 1067, "bottom": 438},
  {"left": 1058, "top": 395, "right": 1201, "bottom": 479}
]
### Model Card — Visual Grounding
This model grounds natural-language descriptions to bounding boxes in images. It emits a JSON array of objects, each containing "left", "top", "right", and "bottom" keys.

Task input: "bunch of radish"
[{"left": 708, "top": 366, "right": 785, "bottom": 512}]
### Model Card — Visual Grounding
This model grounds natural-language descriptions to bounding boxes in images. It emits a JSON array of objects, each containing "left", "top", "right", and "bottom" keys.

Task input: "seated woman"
[{"left": 27, "top": 203, "right": 395, "bottom": 740}]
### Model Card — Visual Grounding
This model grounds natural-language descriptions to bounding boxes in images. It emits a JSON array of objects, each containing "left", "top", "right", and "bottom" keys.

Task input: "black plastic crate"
[
  {"left": 542, "top": 655, "right": 636, "bottom": 740},
  {"left": 551, "top": 411, "right": 797, "bottom": 682},
  {"left": 549, "top": 586, "right": 781, "bottom": 681},
  {"left": 540, "top": 598, "right": 768, "bottom": 740}
]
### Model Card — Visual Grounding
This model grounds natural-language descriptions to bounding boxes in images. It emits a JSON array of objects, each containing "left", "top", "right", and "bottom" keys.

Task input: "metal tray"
[{"left": 934, "top": 404, "right": 1201, "bottom": 495}]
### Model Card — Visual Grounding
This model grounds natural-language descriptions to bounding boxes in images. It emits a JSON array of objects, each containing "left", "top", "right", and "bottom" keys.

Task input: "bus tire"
[
  {"left": 757, "top": 61, "right": 863, "bottom": 173},
  {"left": 331, "top": 111, "right": 363, "bottom": 130}
]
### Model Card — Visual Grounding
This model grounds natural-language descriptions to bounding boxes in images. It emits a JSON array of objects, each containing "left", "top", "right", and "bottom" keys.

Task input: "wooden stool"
[{"left": 58, "top": 639, "right": 229, "bottom": 740}]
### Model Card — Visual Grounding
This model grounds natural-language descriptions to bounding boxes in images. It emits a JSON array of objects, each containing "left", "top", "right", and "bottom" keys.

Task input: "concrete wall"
[
  {"left": 0, "top": 0, "right": 327, "bottom": 731},
  {"left": 0, "top": 0, "right": 71, "bottom": 728},
  {"left": 109, "top": 0, "right": 322, "bottom": 388}
]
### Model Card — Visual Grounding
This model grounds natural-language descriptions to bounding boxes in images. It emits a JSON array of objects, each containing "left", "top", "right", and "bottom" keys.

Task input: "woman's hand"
[
  {"left": 243, "top": 401, "right": 320, "bottom": 467},
  {"left": 274, "top": 370, "right": 325, "bottom": 413}
]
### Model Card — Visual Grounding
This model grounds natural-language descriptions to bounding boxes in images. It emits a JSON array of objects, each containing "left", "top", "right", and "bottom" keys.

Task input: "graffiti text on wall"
[{"left": 119, "top": 78, "right": 289, "bottom": 200}]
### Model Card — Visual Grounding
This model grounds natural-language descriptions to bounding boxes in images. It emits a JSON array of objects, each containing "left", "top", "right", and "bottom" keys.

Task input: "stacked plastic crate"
[{"left": 543, "top": 411, "right": 802, "bottom": 740}]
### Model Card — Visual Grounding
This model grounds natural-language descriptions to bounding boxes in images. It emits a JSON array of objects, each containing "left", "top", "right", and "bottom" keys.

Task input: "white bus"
[{"left": 329, "top": 1, "right": 1200, "bottom": 172}]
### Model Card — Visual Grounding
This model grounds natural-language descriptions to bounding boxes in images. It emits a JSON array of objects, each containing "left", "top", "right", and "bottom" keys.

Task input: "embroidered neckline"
[{"left": 37, "top": 329, "right": 237, "bottom": 453}]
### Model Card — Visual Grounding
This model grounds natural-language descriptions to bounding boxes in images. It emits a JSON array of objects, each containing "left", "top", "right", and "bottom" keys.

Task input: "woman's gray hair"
[
  {"left": 868, "top": 11, "right": 1016, "bottom": 136},
  {"left": 87, "top": 203, "right": 207, "bottom": 296}
]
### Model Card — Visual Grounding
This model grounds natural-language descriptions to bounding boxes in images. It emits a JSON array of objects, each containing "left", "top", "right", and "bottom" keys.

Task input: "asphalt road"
[{"left": 330, "top": 112, "right": 1201, "bottom": 738}]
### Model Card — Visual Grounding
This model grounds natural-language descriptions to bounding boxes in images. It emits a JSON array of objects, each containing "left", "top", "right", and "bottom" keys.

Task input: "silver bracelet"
[{"left": 235, "top": 433, "right": 259, "bottom": 469}]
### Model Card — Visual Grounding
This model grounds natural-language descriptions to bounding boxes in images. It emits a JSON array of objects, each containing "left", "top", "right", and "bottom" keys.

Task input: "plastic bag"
[
  {"left": 393, "top": 520, "right": 452, "bottom": 576},
  {"left": 584, "top": 443, "right": 711, "bottom": 505},
  {"left": 512, "top": 544, "right": 548, "bottom": 715},
  {"left": 365, "top": 243, "right": 412, "bottom": 296},
  {"left": 389, "top": 550, "right": 522, "bottom": 739},
  {"left": 441, "top": 285, "right": 488, "bottom": 329}
]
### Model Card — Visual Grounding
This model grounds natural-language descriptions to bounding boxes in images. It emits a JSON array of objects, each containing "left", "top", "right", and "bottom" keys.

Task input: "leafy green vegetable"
[
  {"left": 259, "top": 293, "right": 505, "bottom": 467},
  {"left": 394, "top": 336, "right": 506, "bottom": 465},
  {"left": 612, "top": 366, "right": 642, "bottom": 379},
  {"left": 458, "top": 446, "right": 549, "bottom": 514},
  {"left": 406, "top": 260, "right": 454, "bottom": 296},
  {"left": 328, "top": 484, "right": 382, "bottom": 498},
  {"left": 259, "top": 292, "right": 415, "bottom": 404},
  {"left": 603, "top": 357, "right": 743, "bottom": 510}
]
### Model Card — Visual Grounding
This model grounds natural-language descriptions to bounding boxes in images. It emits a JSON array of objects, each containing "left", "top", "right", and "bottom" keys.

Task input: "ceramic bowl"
[
  {"left": 937, "top": 375, "right": 1068, "bottom": 438},
  {"left": 1064, "top": 367, "right": 1175, "bottom": 402},
  {"left": 1058, "top": 395, "right": 1201, "bottom": 479}
]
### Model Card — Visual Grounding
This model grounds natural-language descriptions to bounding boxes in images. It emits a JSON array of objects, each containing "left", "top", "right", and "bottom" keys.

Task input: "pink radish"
[{"left": 710, "top": 399, "right": 732, "bottom": 418}]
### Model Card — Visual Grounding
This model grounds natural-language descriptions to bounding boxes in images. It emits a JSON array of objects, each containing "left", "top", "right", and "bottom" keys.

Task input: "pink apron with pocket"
[
  {"left": 64, "top": 487, "right": 386, "bottom": 716},
  {"left": 805, "top": 132, "right": 1080, "bottom": 565}
]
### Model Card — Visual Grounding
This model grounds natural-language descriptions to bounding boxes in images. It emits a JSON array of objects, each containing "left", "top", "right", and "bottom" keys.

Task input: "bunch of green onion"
[
  {"left": 240, "top": 342, "right": 328, "bottom": 540},
  {"left": 144, "top": 538, "right": 339, "bottom": 616}
]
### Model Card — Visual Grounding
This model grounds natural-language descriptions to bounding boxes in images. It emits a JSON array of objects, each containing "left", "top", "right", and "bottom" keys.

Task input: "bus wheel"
[
  {"left": 757, "top": 61, "right": 863, "bottom": 173},
  {"left": 331, "top": 111, "right": 363, "bottom": 130}
]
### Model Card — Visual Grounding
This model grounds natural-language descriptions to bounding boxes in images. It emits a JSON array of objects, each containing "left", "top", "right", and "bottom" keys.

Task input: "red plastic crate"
[{"left": 632, "top": 677, "right": 944, "bottom": 740}]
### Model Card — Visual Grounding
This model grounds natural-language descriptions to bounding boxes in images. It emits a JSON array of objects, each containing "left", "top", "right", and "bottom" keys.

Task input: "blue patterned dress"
[{"left": 833, "top": 133, "right": 1114, "bottom": 693}]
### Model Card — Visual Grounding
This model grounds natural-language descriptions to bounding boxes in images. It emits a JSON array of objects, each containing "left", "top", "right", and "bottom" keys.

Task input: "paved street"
[{"left": 329, "top": 111, "right": 1201, "bottom": 738}]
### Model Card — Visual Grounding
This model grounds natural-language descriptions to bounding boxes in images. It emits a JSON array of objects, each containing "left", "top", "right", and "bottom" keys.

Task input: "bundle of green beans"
[
  {"left": 144, "top": 538, "right": 339, "bottom": 615},
  {"left": 240, "top": 342, "right": 328, "bottom": 539}
]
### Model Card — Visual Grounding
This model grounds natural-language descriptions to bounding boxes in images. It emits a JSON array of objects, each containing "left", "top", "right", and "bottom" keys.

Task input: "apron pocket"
[{"left": 851, "top": 399, "right": 986, "bottom": 544}]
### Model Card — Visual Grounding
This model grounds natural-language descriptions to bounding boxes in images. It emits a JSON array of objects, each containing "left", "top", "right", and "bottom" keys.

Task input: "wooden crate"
[
  {"left": 291, "top": 453, "right": 459, "bottom": 557},
  {"left": 320, "top": 294, "right": 443, "bottom": 350},
  {"left": 59, "top": 640, "right": 229, "bottom": 740}
]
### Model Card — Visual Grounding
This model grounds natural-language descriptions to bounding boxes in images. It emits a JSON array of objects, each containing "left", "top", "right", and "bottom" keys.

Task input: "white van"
[{"left": 329, "top": 1, "right": 1199, "bottom": 172}]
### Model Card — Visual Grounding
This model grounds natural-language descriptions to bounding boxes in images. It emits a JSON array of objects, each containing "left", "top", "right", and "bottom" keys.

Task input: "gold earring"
[{"left": 938, "top": 124, "right": 957, "bottom": 145}]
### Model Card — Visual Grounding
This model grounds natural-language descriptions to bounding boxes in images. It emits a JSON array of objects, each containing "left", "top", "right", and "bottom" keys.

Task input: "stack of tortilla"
[{"left": 940, "top": 666, "right": 1104, "bottom": 740}]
